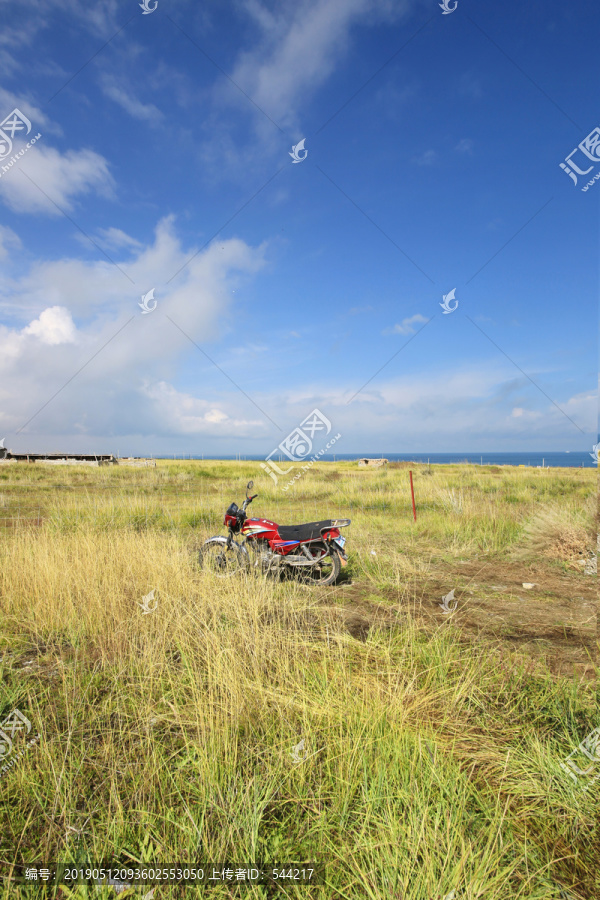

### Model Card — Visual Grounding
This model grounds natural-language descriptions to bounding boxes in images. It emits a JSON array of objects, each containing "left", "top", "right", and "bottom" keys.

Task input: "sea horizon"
[{"left": 146, "top": 451, "right": 596, "bottom": 468}]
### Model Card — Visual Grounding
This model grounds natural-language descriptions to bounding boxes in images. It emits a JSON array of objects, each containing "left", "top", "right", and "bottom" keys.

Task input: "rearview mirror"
[{"left": 247, "top": 480, "right": 254, "bottom": 490}]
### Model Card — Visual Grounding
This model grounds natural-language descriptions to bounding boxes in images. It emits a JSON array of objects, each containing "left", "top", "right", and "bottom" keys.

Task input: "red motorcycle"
[{"left": 199, "top": 481, "right": 350, "bottom": 586}]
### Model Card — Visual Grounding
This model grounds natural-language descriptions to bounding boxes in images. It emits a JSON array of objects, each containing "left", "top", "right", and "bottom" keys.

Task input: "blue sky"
[{"left": 0, "top": 0, "right": 597, "bottom": 456}]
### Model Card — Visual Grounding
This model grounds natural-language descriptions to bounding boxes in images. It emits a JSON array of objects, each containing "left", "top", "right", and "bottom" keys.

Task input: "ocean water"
[{"left": 160, "top": 451, "right": 595, "bottom": 468}]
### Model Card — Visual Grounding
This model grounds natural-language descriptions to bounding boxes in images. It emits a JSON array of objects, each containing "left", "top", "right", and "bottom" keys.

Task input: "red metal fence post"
[{"left": 409, "top": 470, "right": 417, "bottom": 522}]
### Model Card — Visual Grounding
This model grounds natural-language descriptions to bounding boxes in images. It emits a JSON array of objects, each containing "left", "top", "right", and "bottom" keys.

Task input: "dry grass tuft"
[{"left": 513, "top": 502, "right": 593, "bottom": 561}]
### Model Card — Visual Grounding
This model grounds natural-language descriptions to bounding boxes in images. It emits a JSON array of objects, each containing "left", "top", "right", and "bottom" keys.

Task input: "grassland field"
[{"left": 0, "top": 459, "right": 597, "bottom": 900}]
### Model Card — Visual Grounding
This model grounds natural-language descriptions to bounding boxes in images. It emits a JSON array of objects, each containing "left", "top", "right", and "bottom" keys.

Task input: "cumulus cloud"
[
  {"left": 385, "top": 313, "right": 429, "bottom": 335},
  {"left": 22, "top": 305, "right": 77, "bottom": 345},
  {"left": 1, "top": 279, "right": 593, "bottom": 449},
  {"left": 0, "top": 87, "right": 114, "bottom": 215},
  {"left": 0, "top": 218, "right": 270, "bottom": 445},
  {"left": 4, "top": 215, "right": 267, "bottom": 322}
]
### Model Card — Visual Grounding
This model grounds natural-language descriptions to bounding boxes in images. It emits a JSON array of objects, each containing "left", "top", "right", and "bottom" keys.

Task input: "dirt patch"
[
  {"left": 341, "top": 614, "right": 371, "bottom": 642},
  {"left": 328, "top": 557, "right": 597, "bottom": 680},
  {"left": 545, "top": 528, "right": 590, "bottom": 560}
]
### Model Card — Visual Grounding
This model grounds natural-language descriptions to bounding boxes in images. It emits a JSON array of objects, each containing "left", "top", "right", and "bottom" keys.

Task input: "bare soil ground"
[{"left": 319, "top": 558, "right": 597, "bottom": 680}]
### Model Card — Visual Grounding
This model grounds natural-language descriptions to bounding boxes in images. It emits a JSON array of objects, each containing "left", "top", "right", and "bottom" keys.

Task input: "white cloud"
[
  {"left": 3, "top": 215, "right": 267, "bottom": 321},
  {"left": 142, "top": 382, "right": 265, "bottom": 436},
  {"left": 230, "top": 343, "right": 268, "bottom": 356},
  {"left": 455, "top": 138, "right": 473, "bottom": 154},
  {"left": 98, "top": 74, "right": 164, "bottom": 123},
  {"left": 0, "top": 142, "right": 114, "bottom": 214},
  {"left": 412, "top": 149, "right": 436, "bottom": 166},
  {"left": 22, "top": 306, "right": 77, "bottom": 345},
  {"left": 0, "top": 219, "right": 269, "bottom": 442},
  {"left": 92, "top": 227, "right": 143, "bottom": 252},
  {"left": 0, "top": 225, "right": 22, "bottom": 260},
  {"left": 223, "top": 0, "right": 412, "bottom": 129},
  {"left": 386, "top": 313, "right": 429, "bottom": 335},
  {"left": 264, "top": 367, "right": 595, "bottom": 452},
  {"left": 0, "top": 21, "right": 51, "bottom": 79},
  {"left": 2, "top": 0, "right": 122, "bottom": 41},
  {"left": 0, "top": 90, "right": 113, "bottom": 216},
  {"left": 0, "top": 88, "right": 56, "bottom": 135},
  {"left": 0, "top": 299, "right": 594, "bottom": 448}
]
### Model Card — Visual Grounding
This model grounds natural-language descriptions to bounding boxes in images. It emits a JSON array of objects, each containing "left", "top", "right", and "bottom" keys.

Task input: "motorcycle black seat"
[{"left": 278, "top": 520, "right": 335, "bottom": 542}]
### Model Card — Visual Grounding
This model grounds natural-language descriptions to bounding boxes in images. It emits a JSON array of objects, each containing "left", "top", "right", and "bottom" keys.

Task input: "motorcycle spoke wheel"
[
  {"left": 199, "top": 539, "right": 248, "bottom": 577},
  {"left": 297, "top": 548, "right": 341, "bottom": 586}
]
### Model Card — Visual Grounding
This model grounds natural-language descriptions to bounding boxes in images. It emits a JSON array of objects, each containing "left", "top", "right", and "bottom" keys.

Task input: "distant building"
[{"left": 0, "top": 447, "right": 117, "bottom": 466}]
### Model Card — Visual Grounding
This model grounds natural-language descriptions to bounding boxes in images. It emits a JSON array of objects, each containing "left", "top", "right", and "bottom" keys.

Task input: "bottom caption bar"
[{"left": 9, "top": 865, "right": 324, "bottom": 885}]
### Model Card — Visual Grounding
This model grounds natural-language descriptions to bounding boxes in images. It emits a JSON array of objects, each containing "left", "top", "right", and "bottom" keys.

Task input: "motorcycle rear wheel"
[
  {"left": 297, "top": 547, "right": 341, "bottom": 586},
  {"left": 199, "top": 537, "right": 249, "bottom": 577}
]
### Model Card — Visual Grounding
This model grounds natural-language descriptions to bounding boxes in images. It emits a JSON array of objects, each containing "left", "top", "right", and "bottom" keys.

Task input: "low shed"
[
  {"left": 0, "top": 448, "right": 117, "bottom": 465},
  {"left": 358, "top": 458, "right": 388, "bottom": 467}
]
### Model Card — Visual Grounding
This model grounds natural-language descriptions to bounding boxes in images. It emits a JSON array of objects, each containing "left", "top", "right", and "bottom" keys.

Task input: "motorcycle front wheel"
[
  {"left": 297, "top": 547, "right": 341, "bottom": 586},
  {"left": 199, "top": 537, "right": 249, "bottom": 577}
]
